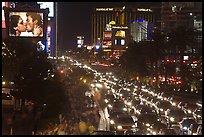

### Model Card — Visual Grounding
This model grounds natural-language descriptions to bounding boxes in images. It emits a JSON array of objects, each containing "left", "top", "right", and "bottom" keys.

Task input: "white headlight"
[
  {"left": 172, "top": 102, "right": 176, "bottom": 106},
  {"left": 197, "top": 115, "right": 201, "bottom": 118},
  {"left": 95, "top": 83, "right": 102, "bottom": 88},
  {"left": 152, "top": 131, "right": 157, "bottom": 135},
  {"left": 170, "top": 117, "right": 175, "bottom": 122},
  {"left": 104, "top": 99, "right": 108, "bottom": 103},
  {"left": 146, "top": 123, "right": 150, "bottom": 127},
  {"left": 160, "top": 108, "right": 163, "bottom": 111},
  {"left": 127, "top": 102, "right": 132, "bottom": 106},
  {"left": 187, "top": 110, "right": 192, "bottom": 113},
  {"left": 108, "top": 104, "right": 112, "bottom": 108},
  {"left": 147, "top": 127, "right": 150, "bottom": 131},
  {"left": 123, "top": 107, "right": 127, "bottom": 111},
  {"left": 117, "top": 125, "right": 123, "bottom": 130},
  {"left": 110, "top": 120, "right": 115, "bottom": 124},
  {"left": 183, "top": 126, "right": 188, "bottom": 130},
  {"left": 132, "top": 125, "right": 136, "bottom": 128}
]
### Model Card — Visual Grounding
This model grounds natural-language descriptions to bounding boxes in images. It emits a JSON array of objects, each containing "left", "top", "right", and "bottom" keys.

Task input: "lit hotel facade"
[{"left": 92, "top": 6, "right": 155, "bottom": 44}]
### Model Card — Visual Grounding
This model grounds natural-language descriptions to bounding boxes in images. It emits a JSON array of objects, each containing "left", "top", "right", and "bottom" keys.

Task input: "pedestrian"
[
  {"left": 88, "top": 125, "right": 95, "bottom": 135},
  {"left": 78, "top": 120, "right": 88, "bottom": 134},
  {"left": 59, "top": 113, "right": 63, "bottom": 124}
]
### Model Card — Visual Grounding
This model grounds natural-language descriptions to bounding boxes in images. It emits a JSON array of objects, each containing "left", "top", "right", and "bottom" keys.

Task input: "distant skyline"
[{"left": 58, "top": 2, "right": 161, "bottom": 51}]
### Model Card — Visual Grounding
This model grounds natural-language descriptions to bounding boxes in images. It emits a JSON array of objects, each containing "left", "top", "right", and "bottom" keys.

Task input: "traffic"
[{"left": 68, "top": 57, "right": 202, "bottom": 135}]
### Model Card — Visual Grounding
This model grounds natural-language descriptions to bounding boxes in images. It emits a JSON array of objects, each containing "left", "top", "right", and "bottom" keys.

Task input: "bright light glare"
[
  {"left": 170, "top": 117, "right": 174, "bottom": 122},
  {"left": 146, "top": 123, "right": 150, "bottom": 127},
  {"left": 117, "top": 125, "right": 123, "bottom": 130},
  {"left": 95, "top": 83, "right": 102, "bottom": 88},
  {"left": 110, "top": 120, "right": 115, "bottom": 124}
]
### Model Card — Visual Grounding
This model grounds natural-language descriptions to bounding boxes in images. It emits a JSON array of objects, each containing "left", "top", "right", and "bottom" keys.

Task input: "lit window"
[{"left": 121, "top": 39, "right": 125, "bottom": 45}]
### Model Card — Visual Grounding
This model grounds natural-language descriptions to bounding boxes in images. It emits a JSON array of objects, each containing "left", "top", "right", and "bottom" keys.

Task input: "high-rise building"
[
  {"left": 161, "top": 2, "right": 202, "bottom": 33},
  {"left": 130, "top": 19, "right": 149, "bottom": 42},
  {"left": 92, "top": 6, "right": 155, "bottom": 44}
]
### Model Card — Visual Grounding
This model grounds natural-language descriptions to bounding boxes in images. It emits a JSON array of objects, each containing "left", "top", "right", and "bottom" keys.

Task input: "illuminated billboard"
[
  {"left": 2, "top": 2, "right": 8, "bottom": 28},
  {"left": 4, "top": 7, "right": 48, "bottom": 39},
  {"left": 77, "top": 36, "right": 84, "bottom": 48},
  {"left": 103, "top": 31, "right": 112, "bottom": 40},
  {"left": 77, "top": 39, "right": 83, "bottom": 45},
  {"left": 115, "top": 30, "right": 125, "bottom": 37},
  {"left": 37, "top": 2, "right": 54, "bottom": 17},
  {"left": 112, "top": 26, "right": 128, "bottom": 47}
]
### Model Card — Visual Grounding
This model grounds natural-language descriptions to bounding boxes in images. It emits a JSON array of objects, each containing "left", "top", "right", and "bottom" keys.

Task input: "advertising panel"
[
  {"left": 37, "top": 2, "right": 54, "bottom": 17},
  {"left": 103, "top": 31, "right": 112, "bottom": 40},
  {"left": 103, "top": 40, "right": 112, "bottom": 47},
  {"left": 4, "top": 7, "right": 48, "bottom": 39},
  {"left": 115, "top": 30, "right": 125, "bottom": 37},
  {"left": 2, "top": 2, "right": 8, "bottom": 28},
  {"left": 112, "top": 26, "right": 128, "bottom": 45}
]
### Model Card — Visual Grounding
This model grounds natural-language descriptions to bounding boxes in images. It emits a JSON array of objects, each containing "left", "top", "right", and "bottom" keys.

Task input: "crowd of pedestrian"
[{"left": 36, "top": 84, "right": 100, "bottom": 135}]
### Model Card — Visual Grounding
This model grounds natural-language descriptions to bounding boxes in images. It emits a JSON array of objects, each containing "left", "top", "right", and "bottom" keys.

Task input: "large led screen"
[
  {"left": 9, "top": 12, "right": 44, "bottom": 37},
  {"left": 4, "top": 7, "right": 48, "bottom": 39}
]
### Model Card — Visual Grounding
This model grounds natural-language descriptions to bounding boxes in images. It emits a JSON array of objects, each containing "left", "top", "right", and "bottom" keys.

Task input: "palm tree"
[
  {"left": 149, "top": 29, "right": 166, "bottom": 87},
  {"left": 119, "top": 41, "right": 149, "bottom": 81},
  {"left": 167, "top": 26, "right": 198, "bottom": 90}
]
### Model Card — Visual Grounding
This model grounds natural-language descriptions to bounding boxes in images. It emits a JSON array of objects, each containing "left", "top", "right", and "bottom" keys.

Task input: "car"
[
  {"left": 156, "top": 100, "right": 172, "bottom": 116},
  {"left": 196, "top": 125, "right": 202, "bottom": 135},
  {"left": 151, "top": 121, "right": 168, "bottom": 135},
  {"left": 180, "top": 117, "right": 197, "bottom": 134},
  {"left": 137, "top": 113, "right": 161, "bottom": 130},
  {"left": 123, "top": 128, "right": 145, "bottom": 135},
  {"left": 136, "top": 105, "right": 157, "bottom": 116},
  {"left": 104, "top": 93, "right": 116, "bottom": 102},
  {"left": 169, "top": 96, "right": 183, "bottom": 107},
  {"left": 166, "top": 107, "right": 186, "bottom": 125},
  {"left": 171, "top": 123, "right": 182, "bottom": 135},
  {"left": 109, "top": 109, "right": 129, "bottom": 119},
  {"left": 177, "top": 101, "right": 188, "bottom": 109},
  {"left": 188, "top": 123, "right": 202, "bottom": 135},
  {"left": 2, "top": 93, "right": 14, "bottom": 106},
  {"left": 90, "top": 130, "right": 116, "bottom": 135},
  {"left": 193, "top": 109, "right": 202, "bottom": 123},
  {"left": 110, "top": 114, "right": 137, "bottom": 134},
  {"left": 107, "top": 99, "right": 128, "bottom": 113},
  {"left": 183, "top": 103, "right": 199, "bottom": 114},
  {"left": 158, "top": 128, "right": 177, "bottom": 135}
]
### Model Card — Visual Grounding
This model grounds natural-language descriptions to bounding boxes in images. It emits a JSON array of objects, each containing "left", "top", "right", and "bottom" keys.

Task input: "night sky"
[{"left": 58, "top": 2, "right": 161, "bottom": 51}]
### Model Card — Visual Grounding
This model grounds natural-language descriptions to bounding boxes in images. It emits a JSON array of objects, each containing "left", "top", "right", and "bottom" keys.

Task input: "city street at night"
[{"left": 2, "top": 2, "right": 202, "bottom": 135}]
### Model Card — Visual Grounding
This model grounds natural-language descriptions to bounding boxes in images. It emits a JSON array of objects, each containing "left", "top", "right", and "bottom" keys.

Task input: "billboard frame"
[{"left": 3, "top": 7, "right": 49, "bottom": 41}]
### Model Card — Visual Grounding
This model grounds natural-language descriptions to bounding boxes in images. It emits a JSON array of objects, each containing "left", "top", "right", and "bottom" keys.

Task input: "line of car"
[{"left": 68, "top": 57, "right": 202, "bottom": 135}]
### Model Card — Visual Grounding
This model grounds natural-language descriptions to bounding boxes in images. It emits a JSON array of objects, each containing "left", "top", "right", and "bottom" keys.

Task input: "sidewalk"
[{"left": 2, "top": 106, "right": 35, "bottom": 135}]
